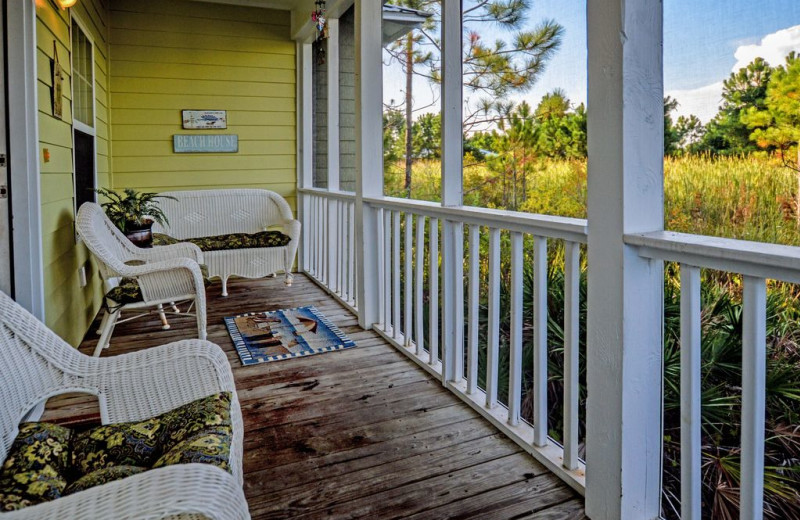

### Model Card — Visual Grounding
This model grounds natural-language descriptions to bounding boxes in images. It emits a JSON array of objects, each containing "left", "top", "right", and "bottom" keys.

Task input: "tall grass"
[{"left": 387, "top": 155, "right": 800, "bottom": 245}]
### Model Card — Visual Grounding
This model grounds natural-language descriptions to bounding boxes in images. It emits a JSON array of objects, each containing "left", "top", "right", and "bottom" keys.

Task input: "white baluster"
[
  {"left": 429, "top": 218, "right": 439, "bottom": 365},
  {"left": 382, "top": 209, "right": 391, "bottom": 332},
  {"left": 393, "top": 211, "right": 401, "bottom": 341},
  {"left": 509, "top": 232, "right": 523, "bottom": 426},
  {"left": 349, "top": 201, "right": 356, "bottom": 305},
  {"left": 533, "top": 236, "right": 548, "bottom": 447},
  {"left": 680, "top": 264, "right": 701, "bottom": 519},
  {"left": 405, "top": 213, "right": 413, "bottom": 347},
  {"left": 563, "top": 241, "right": 581, "bottom": 470},
  {"left": 415, "top": 215, "right": 426, "bottom": 355},
  {"left": 467, "top": 225, "right": 480, "bottom": 395},
  {"left": 741, "top": 275, "right": 766, "bottom": 520},
  {"left": 486, "top": 227, "right": 500, "bottom": 408}
]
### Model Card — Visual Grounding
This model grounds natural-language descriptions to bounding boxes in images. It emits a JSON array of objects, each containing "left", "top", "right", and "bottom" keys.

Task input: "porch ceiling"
[{"left": 192, "top": 0, "right": 303, "bottom": 12}]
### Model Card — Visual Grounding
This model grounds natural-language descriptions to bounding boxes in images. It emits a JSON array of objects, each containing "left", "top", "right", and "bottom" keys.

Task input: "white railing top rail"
[
  {"left": 627, "top": 231, "right": 800, "bottom": 284},
  {"left": 364, "top": 195, "right": 589, "bottom": 244},
  {"left": 298, "top": 187, "right": 357, "bottom": 201}
]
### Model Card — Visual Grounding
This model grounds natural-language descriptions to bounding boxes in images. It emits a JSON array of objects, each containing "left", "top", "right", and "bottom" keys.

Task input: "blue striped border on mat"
[{"left": 224, "top": 306, "right": 357, "bottom": 365}]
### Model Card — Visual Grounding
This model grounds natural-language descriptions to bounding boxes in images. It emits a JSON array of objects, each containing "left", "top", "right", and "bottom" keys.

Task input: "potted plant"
[{"left": 93, "top": 188, "right": 176, "bottom": 247}]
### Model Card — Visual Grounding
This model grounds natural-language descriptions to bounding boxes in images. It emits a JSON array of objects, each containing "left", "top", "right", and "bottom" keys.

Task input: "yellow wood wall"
[
  {"left": 108, "top": 0, "right": 297, "bottom": 209},
  {"left": 36, "top": 0, "right": 110, "bottom": 346}
]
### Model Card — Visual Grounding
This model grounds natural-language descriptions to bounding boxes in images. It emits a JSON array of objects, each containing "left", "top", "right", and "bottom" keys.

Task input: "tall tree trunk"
[{"left": 404, "top": 34, "right": 414, "bottom": 197}]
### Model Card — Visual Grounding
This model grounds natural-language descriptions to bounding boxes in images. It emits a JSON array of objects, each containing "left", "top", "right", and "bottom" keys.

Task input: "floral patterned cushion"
[
  {"left": 152, "top": 429, "right": 232, "bottom": 472},
  {"left": 0, "top": 392, "right": 234, "bottom": 511},
  {"left": 64, "top": 465, "right": 146, "bottom": 496},
  {"left": 105, "top": 263, "right": 211, "bottom": 305},
  {"left": 0, "top": 423, "right": 71, "bottom": 511},
  {"left": 153, "top": 230, "right": 291, "bottom": 252},
  {"left": 71, "top": 418, "right": 163, "bottom": 476},
  {"left": 159, "top": 392, "right": 232, "bottom": 450}
]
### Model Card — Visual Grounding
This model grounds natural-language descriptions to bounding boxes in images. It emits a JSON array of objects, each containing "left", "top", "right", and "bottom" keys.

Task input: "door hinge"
[
  {"left": 0, "top": 154, "right": 6, "bottom": 168},
  {"left": 0, "top": 185, "right": 7, "bottom": 199}
]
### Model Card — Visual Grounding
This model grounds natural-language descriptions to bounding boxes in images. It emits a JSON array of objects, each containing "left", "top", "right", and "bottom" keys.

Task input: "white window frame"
[{"left": 69, "top": 13, "right": 98, "bottom": 216}]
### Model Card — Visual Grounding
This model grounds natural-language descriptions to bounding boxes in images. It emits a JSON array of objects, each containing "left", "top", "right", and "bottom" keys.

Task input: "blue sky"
[{"left": 383, "top": 0, "right": 800, "bottom": 124}]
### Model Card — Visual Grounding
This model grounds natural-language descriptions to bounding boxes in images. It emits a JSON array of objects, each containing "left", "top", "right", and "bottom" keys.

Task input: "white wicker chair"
[
  {"left": 77, "top": 202, "right": 208, "bottom": 357},
  {"left": 153, "top": 189, "right": 301, "bottom": 296},
  {"left": 0, "top": 290, "right": 249, "bottom": 519}
]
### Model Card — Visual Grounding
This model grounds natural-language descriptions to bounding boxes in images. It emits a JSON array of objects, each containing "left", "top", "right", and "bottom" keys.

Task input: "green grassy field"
[{"left": 386, "top": 154, "right": 800, "bottom": 245}]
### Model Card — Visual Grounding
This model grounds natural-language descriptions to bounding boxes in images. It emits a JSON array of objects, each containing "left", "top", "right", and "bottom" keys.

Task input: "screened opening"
[{"left": 71, "top": 19, "right": 95, "bottom": 210}]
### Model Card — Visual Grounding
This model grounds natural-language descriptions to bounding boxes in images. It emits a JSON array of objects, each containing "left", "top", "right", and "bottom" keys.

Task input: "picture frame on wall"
[
  {"left": 182, "top": 110, "right": 228, "bottom": 129},
  {"left": 52, "top": 43, "right": 63, "bottom": 120}
]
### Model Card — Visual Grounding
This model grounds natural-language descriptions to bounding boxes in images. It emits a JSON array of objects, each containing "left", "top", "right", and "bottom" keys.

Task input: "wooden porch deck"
[{"left": 44, "top": 274, "right": 586, "bottom": 519}]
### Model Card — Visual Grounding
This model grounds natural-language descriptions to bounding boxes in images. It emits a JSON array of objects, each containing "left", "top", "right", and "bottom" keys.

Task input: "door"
[{"left": 0, "top": 0, "right": 11, "bottom": 296}]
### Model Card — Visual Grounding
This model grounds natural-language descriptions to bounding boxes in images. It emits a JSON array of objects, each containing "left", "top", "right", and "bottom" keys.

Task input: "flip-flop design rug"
[{"left": 224, "top": 306, "right": 356, "bottom": 365}]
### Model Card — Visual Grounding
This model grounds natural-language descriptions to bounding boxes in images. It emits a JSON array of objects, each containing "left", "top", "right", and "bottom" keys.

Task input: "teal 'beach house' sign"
[{"left": 173, "top": 134, "right": 238, "bottom": 153}]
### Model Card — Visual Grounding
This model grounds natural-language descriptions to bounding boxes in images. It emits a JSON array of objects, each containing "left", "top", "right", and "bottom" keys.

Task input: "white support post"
[
  {"left": 440, "top": 0, "right": 463, "bottom": 384},
  {"left": 326, "top": 18, "right": 341, "bottom": 292},
  {"left": 586, "top": 0, "right": 664, "bottom": 517},
  {"left": 298, "top": 42, "right": 313, "bottom": 273},
  {"left": 7, "top": 0, "right": 44, "bottom": 319},
  {"left": 326, "top": 18, "right": 340, "bottom": 192},
  {"left": 354, "top": 0, "right": 383, "bottom": 329}
]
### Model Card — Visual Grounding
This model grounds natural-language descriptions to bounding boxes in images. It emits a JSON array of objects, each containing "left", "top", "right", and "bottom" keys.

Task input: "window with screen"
[{"left": 71, "top": 19, "right": 95, "bottom": 211}]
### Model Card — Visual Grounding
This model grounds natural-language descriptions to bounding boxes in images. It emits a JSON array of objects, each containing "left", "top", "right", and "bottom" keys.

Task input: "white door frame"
[
  {"left": 6, "top": 0, "right": 44, "bottom": 320},
  {"left": 0, "top": 0, "right": 10, "bottom": 295}
]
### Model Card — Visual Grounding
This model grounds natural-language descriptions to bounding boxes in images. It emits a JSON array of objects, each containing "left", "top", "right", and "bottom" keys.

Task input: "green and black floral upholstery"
[
  {"left": 0, "top": 423, "right": 71, "bottom": 511},
  {"left": 105, "top": 263, "right": 211, "bottom": 305},
  {"left": 153, "top": 230, "right": 291, "bottom": 252},
  {"left": 0, "top": 392, "right": 233, "bottom": 512}
]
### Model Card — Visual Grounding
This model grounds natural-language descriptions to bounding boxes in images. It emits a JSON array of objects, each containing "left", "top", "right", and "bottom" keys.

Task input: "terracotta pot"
[{"left": 125, "top": 221, "right": 154, "bottom": 248}]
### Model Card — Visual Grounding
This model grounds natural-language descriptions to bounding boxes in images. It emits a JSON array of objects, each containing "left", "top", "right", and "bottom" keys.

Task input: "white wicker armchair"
[
  {"left": 77, "top": 202, "right": 208, "bottom": 357},
  {"left": 0, "top": 291, "right": 249, "bottom": 519}
]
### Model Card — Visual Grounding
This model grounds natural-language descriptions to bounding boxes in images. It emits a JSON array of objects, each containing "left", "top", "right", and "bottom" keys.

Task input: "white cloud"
[
  {"left": 667, "top": 81, "right": 724, "bottom": 124},
  {"left": 732, "top": 25, "right": 800, "bottom": 71},
  {"left": 668, "top": 24, "right": 800, "bottom": 124}
]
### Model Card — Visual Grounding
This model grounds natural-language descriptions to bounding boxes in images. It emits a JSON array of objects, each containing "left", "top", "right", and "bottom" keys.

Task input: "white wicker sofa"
[{"left": 153, "top": 189, "right": 301, "bottom": 296}]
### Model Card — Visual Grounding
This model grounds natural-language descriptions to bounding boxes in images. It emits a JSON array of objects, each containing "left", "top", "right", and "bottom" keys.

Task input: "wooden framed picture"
[
  {"left": 182, "top": 110, "right": 227, "bottom": 129},
  {"left": 52, "top": 43, "right": 63, "bottom": 120}
]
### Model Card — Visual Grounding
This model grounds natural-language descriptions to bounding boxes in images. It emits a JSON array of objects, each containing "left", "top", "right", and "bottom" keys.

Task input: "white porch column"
[
  {"left": 440, "top": 0, "right": 463, "bottom": 383},
  {"left": 297, "top": 42, "right": 313, "bottom": 273},
  {"left": 7, "top": 0, "right": 44, "bottom": 319},
  {"left": 354, "top": 0, "right": 382, "bottom": 328},
  {"left": 586, "top": 0, "right": 664, "bottom": 518},
  {"left": 327, "top": 18, "right": 341, "bottom": 291}
]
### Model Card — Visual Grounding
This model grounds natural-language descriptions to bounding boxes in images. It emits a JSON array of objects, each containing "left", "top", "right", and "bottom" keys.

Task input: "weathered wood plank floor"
[{"left": 44, "top": 274, "right": 586, "bottom": 519}]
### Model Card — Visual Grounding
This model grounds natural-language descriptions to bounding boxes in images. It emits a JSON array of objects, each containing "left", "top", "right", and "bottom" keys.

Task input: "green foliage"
[
  {"left": 411, "top": 113, "right": 442, "bottom": 159},
  {"left": 93, "top": 188, "right": 176, "bottom": 233},
  {"left": 698, "top": 58, "right": 773, "bottom": 155},
  {"left": 742, "top": 52, "right": 800, "bottom": 172}
]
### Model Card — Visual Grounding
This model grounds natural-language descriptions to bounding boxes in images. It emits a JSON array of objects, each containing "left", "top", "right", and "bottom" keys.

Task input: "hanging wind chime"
[{"left": 312, "top": 0, "right": 328, "bottom": 65}]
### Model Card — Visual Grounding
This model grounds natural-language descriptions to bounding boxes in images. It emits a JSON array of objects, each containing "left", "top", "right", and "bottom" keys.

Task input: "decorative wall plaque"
[
  {"left": 173, "top": 134, "right": 239, "bottom": 153},
  {"left": 52, "top": 43, "right": 64, "bottom": 120},
  {"left": 182, "top": 110, "right": 228, "bottom": 129}
]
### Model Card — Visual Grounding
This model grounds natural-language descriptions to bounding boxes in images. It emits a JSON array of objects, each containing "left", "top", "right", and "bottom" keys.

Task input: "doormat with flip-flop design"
[{"left": 224, "top": 306, "right": 356, "bottom": 365}]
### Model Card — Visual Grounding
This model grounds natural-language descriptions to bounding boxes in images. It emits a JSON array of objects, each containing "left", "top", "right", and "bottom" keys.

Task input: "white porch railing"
[
  {"left": 299, "top": 188, "right": 800, "bottom": 519},
  {"left": 301, "top": 188, "right": 358, "bottom": 312},
  {"left": 301, "top": 187, "right": 589, "bottom": 493},
  {"left": 626, "top": 231, "right": 800, "bottom": 520}
]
